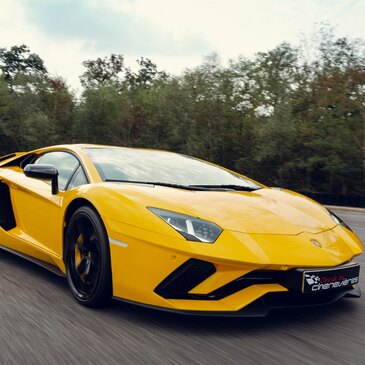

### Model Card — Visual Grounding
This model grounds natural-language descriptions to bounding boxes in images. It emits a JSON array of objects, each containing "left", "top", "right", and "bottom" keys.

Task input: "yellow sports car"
[{"left": 0, "top": 144, "right": 362, "bottom": 316}]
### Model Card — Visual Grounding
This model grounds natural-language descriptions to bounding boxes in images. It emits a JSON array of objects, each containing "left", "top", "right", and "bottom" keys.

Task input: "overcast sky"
[{"left": 0, "top": 0, "right": 364, "bottom": 91}]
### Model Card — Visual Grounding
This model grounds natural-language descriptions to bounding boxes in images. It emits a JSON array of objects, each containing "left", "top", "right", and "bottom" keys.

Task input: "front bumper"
[
  {"left": 148, "top": 258, "right": 361, "bottom": 315},
  {"left": 106, "top": 218, "right": 362, "bottom": 314}
]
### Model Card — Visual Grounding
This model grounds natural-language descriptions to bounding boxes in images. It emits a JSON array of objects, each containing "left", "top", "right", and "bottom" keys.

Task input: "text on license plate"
[{"left": 302, "top": 264, "right": 360, "bottom": 293}]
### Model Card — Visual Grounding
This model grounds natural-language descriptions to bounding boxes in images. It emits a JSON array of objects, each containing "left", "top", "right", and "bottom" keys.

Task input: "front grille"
[
  {"left": 155, "top": 262, "right": 356, "bottom": 304},
  {"left": 154, "top": 259, "right": 216, "bottom": 299},
  {"left": 204, "top": 271, "right": 278, "bottom": 300},
  {"left": 155, "top": 266, "right": 300, "bottom": 300}
]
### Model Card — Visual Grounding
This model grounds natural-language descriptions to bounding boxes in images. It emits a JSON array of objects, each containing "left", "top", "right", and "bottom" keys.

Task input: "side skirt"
[{"left": 0, "top": 244, "right": 66, "bottom": 277}]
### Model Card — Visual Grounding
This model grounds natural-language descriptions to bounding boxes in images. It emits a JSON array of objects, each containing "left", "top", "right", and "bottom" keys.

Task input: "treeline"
[{"left": 0, "top": 28, "right": 364, "bottom": 195}]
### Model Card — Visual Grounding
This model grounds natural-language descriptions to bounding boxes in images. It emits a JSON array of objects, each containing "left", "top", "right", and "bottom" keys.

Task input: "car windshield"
[{"left": 84, "top": 148, "right": 261, "bottom": 190}]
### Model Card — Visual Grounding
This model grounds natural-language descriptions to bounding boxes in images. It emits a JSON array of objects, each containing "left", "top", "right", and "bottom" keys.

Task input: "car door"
[{"left": 9, "top": 151, "right": 83, "bottom": 258}]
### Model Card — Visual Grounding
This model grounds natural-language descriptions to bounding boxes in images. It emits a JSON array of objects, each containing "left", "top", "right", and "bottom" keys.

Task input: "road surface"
[{"left": 0, "top": 210, "right": 364, "bottom": 364}]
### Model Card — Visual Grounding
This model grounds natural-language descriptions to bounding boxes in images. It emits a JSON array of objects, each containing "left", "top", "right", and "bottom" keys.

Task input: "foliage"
[
  {"left": 0, "top": 28, "right": 364, "bottom": 194},
  {"left": 80, "top": 54, "right": 124, "bottom": 89},
  {"left": 0, "top": 44, "right": 47, "bottom": 84}
]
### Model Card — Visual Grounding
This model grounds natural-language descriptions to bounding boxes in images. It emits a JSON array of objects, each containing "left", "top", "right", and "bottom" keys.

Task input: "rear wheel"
[{"left": 65, "top": 206, "right": 112, "bottom": 307}]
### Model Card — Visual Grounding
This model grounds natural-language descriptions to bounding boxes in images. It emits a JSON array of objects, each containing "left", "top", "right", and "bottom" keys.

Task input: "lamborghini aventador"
[{"left": 0, "top": 144, "right": 362, "bottom": 316}]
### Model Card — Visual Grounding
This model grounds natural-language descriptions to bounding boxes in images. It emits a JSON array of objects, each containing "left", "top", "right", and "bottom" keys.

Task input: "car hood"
[{"left": 102, "top": 184, "right": 336, "bottom": 235}]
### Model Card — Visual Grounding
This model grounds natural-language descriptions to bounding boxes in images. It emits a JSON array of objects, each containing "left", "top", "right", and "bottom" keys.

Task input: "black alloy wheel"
[{"left": 65, "top": 205, "right": 112, "bottom": 307}]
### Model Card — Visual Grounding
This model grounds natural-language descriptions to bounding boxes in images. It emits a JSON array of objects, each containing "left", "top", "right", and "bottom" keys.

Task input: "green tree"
[
  {"left": 80, "top": 54, "right": 124, "bottom": 89},
  {"left": 46, "top": 77, "right": 75, "bottom": 143},
  {"left": 0, "top": 44, "right": 47, "bottom": 85},
  {"left": 0, "top": 76, "right": 18, "bottom": 154}
]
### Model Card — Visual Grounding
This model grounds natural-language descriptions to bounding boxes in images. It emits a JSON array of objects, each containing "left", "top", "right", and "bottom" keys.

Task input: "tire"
[{"left": 65, "top": 205, "right": 112, "bottom": 307}]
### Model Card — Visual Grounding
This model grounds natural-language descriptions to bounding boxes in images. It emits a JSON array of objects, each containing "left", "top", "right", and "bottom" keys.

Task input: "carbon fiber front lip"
[{"left": 113, "top": 285, "right": 361, "bottom": 317}]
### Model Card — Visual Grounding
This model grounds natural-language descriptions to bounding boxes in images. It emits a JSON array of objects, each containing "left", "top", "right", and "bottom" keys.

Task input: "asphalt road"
[{"left": 0, "top": 209, "right": 364, "bottom": 365}]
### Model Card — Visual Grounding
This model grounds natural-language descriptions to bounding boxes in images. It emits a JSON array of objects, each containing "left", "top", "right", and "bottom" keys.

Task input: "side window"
[
  {"left": 67, "top": 166, "right": 88, "bottom": 190},
  {"left": 35, "top": 152, "right": 79, "bottom": 191}
]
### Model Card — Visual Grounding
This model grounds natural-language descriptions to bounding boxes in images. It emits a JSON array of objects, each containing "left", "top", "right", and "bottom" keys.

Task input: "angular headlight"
[
  {"left": 148, "top": 208, "right": 222, "bottom": 243},
  {"left": 327, "top": 209, "right": 353, "bottom": 232}
]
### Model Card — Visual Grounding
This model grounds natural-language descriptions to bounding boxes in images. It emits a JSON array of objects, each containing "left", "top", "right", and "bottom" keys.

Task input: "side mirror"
[{"left": 24, "top": 164, "right": 59, "bottom": 195}]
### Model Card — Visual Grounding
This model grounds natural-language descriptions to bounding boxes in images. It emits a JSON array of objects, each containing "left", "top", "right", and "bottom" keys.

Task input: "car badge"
[{"left": 310, "top": 239, "right": 322, "bottom": 248}]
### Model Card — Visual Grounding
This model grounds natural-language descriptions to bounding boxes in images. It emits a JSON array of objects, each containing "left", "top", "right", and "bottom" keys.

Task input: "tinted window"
[
  {"left": 67, "top": 166, "right": 88, "bottom": 190},
  {"left": 35, "top": 152, "right": 79, "bottom": 190},
  {"left": 84, "top": 148, "right": 261, "bottom": 189}
]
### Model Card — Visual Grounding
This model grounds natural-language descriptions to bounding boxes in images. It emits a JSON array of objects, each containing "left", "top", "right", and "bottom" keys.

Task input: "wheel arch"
[{"left": 63, "top": 198, "right": 103, "bottom": 262}]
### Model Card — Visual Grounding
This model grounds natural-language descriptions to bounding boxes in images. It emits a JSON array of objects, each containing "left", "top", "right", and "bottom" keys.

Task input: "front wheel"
[{"left": 65, "top": 205, "right": 112, "bottom": 307}]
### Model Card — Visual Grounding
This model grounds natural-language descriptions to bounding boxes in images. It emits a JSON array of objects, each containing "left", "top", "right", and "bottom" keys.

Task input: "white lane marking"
[{"left": 109, "top": 237, "right": 128, "bottom": 247}]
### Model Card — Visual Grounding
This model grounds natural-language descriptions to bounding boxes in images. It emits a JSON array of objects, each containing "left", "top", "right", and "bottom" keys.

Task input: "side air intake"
[
  {"left": 0, "top": 182, "right": 16, "bottom": 231},
  {"left": 154, "top": 259, "right": 216, "bottom": 299}
]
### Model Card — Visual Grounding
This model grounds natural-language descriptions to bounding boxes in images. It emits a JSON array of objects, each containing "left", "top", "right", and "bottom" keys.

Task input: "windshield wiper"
[
  {"left": 105, "top": 180, "right": 260, "bottom": 191},
  {"left": 104, "top": 179, "right": 211, "bottom": 191},
  {"left": 189, "top": 184, "right": 261, "bottom": 191}
]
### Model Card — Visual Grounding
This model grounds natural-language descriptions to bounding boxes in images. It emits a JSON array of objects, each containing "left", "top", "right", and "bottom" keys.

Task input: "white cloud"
[{"left": 0, "top": 0, "right": 364, "bottom": 90}]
